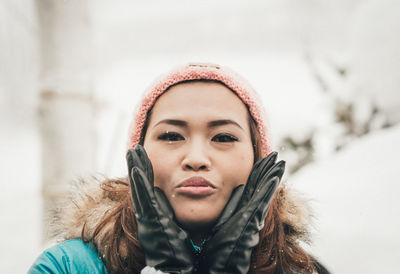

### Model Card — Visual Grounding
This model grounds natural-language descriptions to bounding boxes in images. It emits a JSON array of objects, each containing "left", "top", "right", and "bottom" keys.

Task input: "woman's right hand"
[{"left": 126, "top": 145, "right": 194, "bottom": 274}]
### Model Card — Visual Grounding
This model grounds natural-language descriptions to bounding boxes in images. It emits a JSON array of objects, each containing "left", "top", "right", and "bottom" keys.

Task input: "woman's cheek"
[
  {"left": 148, "top": 150, "right": 173, "bottom": 190},
  {"left": 152, "top": 161, "right": 167, "bottom": 189},
  {"left": 221, "top": 152, "right": 253, "bottom": 187}
]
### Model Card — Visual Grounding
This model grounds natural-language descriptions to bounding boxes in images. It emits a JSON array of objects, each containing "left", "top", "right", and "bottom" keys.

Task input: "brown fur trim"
[
  {"left": 49, "top": 176, "right": 124, "bottom": 256},
  {"left": 276, "top": 183, "right": 313, "bottom": 244},
  {"left": 49, "top": 177, "right": 313, "bottom": 260}
]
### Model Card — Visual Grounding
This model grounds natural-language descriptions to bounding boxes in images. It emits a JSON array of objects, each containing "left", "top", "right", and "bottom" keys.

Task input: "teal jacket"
[{"left": 28, "top": 239, "right": 108, "bottom": 274}]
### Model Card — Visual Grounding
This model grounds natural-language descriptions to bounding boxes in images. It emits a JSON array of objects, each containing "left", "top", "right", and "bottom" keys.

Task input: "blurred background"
[{"left": 1, "top": 0, "right": 399, "bottom": 273}]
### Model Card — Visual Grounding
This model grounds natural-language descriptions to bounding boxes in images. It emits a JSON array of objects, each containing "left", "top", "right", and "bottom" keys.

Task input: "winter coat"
[
  {"left": 28, "top": 239, "right": 107, "bottom": 273},
  {"left": 28, "top": 177, "right": 316, "bottom": 273}
]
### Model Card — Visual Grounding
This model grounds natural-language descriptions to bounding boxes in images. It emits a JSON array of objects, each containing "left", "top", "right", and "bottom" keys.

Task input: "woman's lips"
[{"left": 176, "top": 176, "right": 215, "bottom": 197}]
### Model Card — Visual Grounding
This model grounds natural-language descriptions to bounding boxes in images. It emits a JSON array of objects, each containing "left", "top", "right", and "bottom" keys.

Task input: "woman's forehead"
[{"left": 150, "top": 81, "right": 250, "bottom": 120}]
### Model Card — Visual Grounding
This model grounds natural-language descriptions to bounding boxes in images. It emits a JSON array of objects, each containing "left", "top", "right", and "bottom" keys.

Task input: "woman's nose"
[{"left": 181, "top": 141, "right": 211, "bottom": 171}]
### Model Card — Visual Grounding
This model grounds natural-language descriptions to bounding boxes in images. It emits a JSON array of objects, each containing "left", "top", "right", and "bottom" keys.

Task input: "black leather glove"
[
  {"left": 199, "top": 152, "right": 285, "bottom": 274},
  {"left": 126, "top": 145, "right": 195, "bottom": 274}
]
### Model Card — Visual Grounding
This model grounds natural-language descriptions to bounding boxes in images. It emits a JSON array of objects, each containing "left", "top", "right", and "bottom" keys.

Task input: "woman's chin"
[
  {"left": 170, "top": 197, "right": 224, "bottom": 231},
  {"left": 175, "top": 211, "right": 219, "bottom": 232}
]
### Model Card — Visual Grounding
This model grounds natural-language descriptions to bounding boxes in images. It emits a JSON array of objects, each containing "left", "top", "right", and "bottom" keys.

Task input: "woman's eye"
[
  {"left": 157, "top": 132, "right": 184, "bottom": 142},
  {"left": 212, "top": 134, "right": 238, "bottom": 143}
]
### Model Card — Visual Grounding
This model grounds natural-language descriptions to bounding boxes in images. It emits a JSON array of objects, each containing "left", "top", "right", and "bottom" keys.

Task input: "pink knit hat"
[{"left": 127, "top": 62, "right": 272, "bottom": 156}]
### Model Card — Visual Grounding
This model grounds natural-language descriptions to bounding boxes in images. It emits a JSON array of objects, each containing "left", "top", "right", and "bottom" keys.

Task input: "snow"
[
  {"left": 339, "top": 0, "right": 400, "bottom": 125},
  {"left": 290, "top": 124, "right": 400, "bottom": 273},
  {"left": 0, "top": 126, "right": 42, "bottom": 273},
  {"left": 2, "top": 0, "right": 400, "bottom": 273}
]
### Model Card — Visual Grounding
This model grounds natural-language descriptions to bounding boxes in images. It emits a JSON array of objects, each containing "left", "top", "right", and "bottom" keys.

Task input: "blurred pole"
[{"left": 36, "top": 0, "right": 95, "bottom": 241}]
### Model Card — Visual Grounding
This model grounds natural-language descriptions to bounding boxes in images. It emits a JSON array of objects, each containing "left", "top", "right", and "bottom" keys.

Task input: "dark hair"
[{"left": 86, "top": 81, "right": 316, "bottom": 273}]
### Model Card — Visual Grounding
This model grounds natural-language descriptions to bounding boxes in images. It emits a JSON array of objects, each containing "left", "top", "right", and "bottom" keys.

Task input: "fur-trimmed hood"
[{"left": 50, "top": 176, "right": 313, "bottom": 261}]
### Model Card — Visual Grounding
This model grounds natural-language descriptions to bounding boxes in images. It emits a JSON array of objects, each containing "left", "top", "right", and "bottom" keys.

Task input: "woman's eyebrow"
[
  {"left": 208, "top": 120, "right": 243, "bottom": 130},
  {"left": 153, "top": 119, "right": 188, "bottom": 128},
  {"left": 153, "top": 119, "right": 243, "bottom": 130}
]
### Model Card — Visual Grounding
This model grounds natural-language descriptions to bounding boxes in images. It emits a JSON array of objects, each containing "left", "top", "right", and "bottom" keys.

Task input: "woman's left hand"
[
  {"left": 126, "top": 145, "right": 195, "bottom": 274},
  {"left": 199, "top": 152, "right": 285, "bottom": 274}
]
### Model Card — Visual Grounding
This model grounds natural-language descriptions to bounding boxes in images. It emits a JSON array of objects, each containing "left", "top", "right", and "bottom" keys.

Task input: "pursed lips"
[
  {"left": 177, "top": 176, "right": 216, "bottom": 188},
  {"left": 176, "top": 176, "right": 216, "bottom": 197}
]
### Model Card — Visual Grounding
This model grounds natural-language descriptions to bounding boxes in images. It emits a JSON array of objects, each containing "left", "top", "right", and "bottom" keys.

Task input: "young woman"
[{"left": 29, "top": 63, "right": 329, "bottom": 273}]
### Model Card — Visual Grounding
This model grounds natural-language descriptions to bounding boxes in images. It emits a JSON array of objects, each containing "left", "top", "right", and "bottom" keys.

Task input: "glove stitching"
[{"left": 223, "top": 183, "right": 275, "bottom": 272}]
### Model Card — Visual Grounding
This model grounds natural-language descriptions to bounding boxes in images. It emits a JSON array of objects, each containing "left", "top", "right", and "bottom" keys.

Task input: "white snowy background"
[{"left": 1, "top": 0, "right": 399, "bottom": 273}]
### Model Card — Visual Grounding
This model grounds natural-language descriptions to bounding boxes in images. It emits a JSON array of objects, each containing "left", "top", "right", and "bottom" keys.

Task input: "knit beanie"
[{"left": 127, "top": 62, "right": 272, "bottom": 156}]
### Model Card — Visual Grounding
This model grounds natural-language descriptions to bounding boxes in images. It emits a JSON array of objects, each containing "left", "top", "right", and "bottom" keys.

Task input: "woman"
[{"left": 29, "top": 63, "right": 329, "bottom": 273}]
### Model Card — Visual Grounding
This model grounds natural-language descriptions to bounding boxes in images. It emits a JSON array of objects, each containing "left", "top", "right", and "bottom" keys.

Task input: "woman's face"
[{"left": 143, "top": 81, "right": 254, "bottom": 231}]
